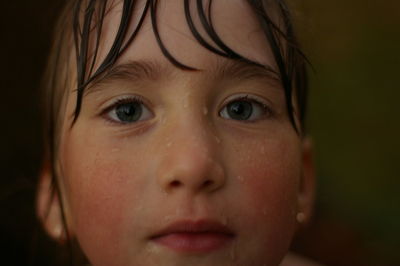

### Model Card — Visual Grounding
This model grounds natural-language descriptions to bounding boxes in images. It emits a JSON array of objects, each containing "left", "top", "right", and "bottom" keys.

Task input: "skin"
[{"left": 38, "top": 1, "right": 314, "bottom": 265}]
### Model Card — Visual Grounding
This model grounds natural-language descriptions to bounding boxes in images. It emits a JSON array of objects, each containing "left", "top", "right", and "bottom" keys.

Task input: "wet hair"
[
  {"left": 41, "top": 0, "right": 309, "bottom": 263},
  {"left": 70, "top": 0, "right": 308, "bottom": 128}
]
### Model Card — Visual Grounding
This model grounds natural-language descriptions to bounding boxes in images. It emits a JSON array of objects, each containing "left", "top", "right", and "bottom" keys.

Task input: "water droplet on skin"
[
  {"left": 237, "top": 175, "right": 244, "bottom": 182},
  {"left": 261, "top": 146, "right": 266, "bottom": 155},
  {"left": 111, "top": 148, "right": 120, "bottom": 152},
  {"left": 164, "top": 215, "right": 173, "bottom": 222},
  {"left": 203, "top": 107, "right": 208, "bottom": 115},
  {"left": 230, "top": 242, "right": 237, "bottom": 261},
  {"left": 166, "top": 142, "right": 172, "bottom": 148},
  {"left": 182, "top": 92, "right": 190, "bottom": 108},
  {"left": 215, "top": 136, "right": 221, "bottom": 144},
  {"left": 145, "top": 243, "right": 159, "bottom": 255}
]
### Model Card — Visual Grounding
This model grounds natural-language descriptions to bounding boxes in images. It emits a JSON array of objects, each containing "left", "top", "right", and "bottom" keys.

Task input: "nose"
[{"left": 155, "top": 122, "right": 226, "bottom": 194}]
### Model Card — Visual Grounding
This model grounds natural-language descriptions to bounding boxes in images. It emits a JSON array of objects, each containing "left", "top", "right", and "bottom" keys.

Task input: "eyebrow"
[
  {"left": 85, "top": 59, "right": 281, "bottom": 95},
  {"left": 86, "top": 60, "right": 169, "bottom": 92},
  {"left": 212, "top": 59, "right": 280, "bottom": 84}
]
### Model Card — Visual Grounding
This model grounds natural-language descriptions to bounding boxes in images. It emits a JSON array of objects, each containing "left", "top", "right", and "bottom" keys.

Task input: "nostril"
[
  {"left": 202, "top": 179, "right": 213, "bottom": 188},
  {"left": 170, "top": 180, "right": 181, "bottom": 188}
]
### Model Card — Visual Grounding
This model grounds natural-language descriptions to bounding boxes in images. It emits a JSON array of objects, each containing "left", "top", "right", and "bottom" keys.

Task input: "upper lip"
[{"left": 150, "top": 219, "right": 234, "bottom": 239}]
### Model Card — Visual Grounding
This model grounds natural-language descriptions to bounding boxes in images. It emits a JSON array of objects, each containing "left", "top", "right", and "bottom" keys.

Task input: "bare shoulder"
[{"left": 280, "top": 252, "right": 324, "bottom": 266}]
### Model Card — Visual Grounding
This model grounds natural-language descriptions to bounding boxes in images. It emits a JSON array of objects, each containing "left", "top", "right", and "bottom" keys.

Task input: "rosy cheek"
[
  {"left": 60, "top": 136, "right": 145, "bottom": 258},
  {"left": 230, "top": 138, "right": 301, "bottom": 219}
]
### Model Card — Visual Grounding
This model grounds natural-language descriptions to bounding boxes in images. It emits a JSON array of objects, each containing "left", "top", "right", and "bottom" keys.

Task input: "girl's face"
[{"left": 46, "top": 1, "right": 313, "bottom": 265}]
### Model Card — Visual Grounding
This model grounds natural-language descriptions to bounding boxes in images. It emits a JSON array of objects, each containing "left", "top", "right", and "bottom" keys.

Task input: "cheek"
[
  {"left": 244, "top": 148, "right": 300, "bottom": 215},
  {"left": 59, "top": 132, "right": 148, "bottom": 263},
  {"left": 229, "top": 136, "right": 301, "bottom": 206},
  {"left": 225, "top": 136, "right": 301, "bottom": 260}
]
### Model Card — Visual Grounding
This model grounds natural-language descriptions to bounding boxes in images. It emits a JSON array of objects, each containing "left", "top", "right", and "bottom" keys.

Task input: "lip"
[{"left": 150, "top": 219, "right": 235, "bottom": 253}]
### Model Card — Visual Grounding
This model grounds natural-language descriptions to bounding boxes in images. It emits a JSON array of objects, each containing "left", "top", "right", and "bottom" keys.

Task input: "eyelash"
[
  {"left": 100, "top": 94, "right": 273, "bottom": 125},
  {"left": 100, "top": 95, "right": 151, "bottom": 124},
  {"left": 220, "top": 94, "right": 274, "bottom": 121}
]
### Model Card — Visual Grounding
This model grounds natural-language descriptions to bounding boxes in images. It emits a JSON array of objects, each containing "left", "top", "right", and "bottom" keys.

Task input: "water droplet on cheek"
[
  {"left": 230, "top": 241, "right": 237, "bottom": 261},
  {"left": 145, "top": 242, "right": 159, "bottom": 255},
  {"left": 237, "top": 175, "right": 244, "bottom": 183},
  {"left": 182, "top": 92, "right": 191, "bottom": 108},
  {"left": 203, "top": 107, "right": 208, "bottom": 115},
  {"left": 166, "top": 142, "right": 172, "bottom": 148},
  {"left": 164, "top": 215, "right": 173, "bottom": 222},
  {"left": 111, "top": 148, "right": 120, "bottom": 153}
]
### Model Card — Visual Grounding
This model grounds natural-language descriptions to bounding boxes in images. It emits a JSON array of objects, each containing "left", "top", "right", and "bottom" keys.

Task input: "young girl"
[{"left": 36, "top": 0, "right": 317, "bottom": 265}]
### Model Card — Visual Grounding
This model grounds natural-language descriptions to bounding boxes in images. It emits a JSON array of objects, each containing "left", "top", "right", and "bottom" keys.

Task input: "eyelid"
[
  {"left": 100, "top": 94, "right": 154, "bottom": 124},
  {"left": 222, "top": 93, "right": 272, "bottom": 110},
  {"left": 219, "top": 93, "right": 275, "bottom": 121}
]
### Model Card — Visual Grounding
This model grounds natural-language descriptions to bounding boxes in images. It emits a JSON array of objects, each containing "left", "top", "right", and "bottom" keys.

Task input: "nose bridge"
[{"left": 156, "top": 115, "right": 225, "bottom": 194}]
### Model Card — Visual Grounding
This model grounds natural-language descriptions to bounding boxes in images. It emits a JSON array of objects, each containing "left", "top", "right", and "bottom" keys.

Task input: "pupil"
[
  {"left": 227, "top": 101, "right": 252, "bottom": 120},
  {"left": 116, "top": 102, "right": 142, "bottom": 122}
]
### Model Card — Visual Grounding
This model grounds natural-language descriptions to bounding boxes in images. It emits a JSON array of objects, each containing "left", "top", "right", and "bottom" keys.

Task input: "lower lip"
[{"left": 153, "top": 232, "right": 233, "bottom": 253}]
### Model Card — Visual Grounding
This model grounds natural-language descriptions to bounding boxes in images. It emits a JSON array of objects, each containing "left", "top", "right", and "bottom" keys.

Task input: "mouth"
[{"left": 150, "top": 219, "right": 235, "bottom": 253}]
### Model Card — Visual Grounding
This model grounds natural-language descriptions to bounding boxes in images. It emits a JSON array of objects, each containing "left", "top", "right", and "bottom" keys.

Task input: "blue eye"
[
  {"left": 219, "top": 96, "right": 270, "bottom": 121},
  {"left": 106, "top": 97, "right": 153, "bottom": 124}
]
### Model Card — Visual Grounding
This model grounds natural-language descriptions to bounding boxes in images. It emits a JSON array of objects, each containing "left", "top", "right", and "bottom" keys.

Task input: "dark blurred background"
[{"left": 1, "top": 0, "right": 399, "bottom": 265}]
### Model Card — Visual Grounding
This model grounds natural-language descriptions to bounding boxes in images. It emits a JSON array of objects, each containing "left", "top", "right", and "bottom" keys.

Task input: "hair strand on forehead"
[
  {"left": 150, "top": 0, "right": 197, "bottom": 71},
  {"left": 68, "top": 0, "right": 309, "bottom": 134}
]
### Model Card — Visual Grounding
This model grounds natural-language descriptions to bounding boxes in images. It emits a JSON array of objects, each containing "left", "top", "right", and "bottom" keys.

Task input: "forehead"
[{"left": 93, "top": 0, "right": 276, "bottom": 71}]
